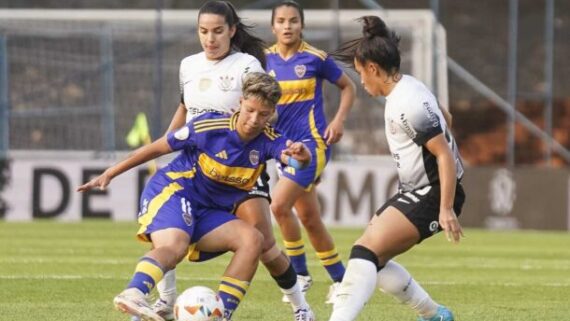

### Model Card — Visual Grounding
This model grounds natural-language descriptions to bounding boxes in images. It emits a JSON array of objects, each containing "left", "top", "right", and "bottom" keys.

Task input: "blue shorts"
[
  {"left": 136, "top": 174, "right": 237, "bottom": 245},
  {"left": 277, "top": 141, "right": 331, "bottom": 190}
]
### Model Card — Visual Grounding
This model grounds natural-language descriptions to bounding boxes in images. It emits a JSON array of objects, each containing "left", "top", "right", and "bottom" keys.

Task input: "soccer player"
[
  {"left": 77, "top": 72, "right": 312, "bottom": 321},
  {"left": 154, "top": 2, "right": 315, "bottom": 321},
  {"left": 265, "top": 0, "right": 356, "bottom": 304},
  {"left": 326, "top": 16, "right": 466, "bottom": 321}
]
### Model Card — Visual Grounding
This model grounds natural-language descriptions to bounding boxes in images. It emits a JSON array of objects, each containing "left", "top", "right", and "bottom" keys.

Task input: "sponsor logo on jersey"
[
  {"left": 399, "top": 113, "right": 417, "bottom": 139},
  {"left": 174, "top": 127, "right": 190, "bottom": 140},
  {"left": 294, "top": 64, "right": 307, "bottom": 78},
  {"left": 199, "top": 77, "right": 212, "bottom": 91},
  {"left": 208, "top": 167, "right": 251, "bottom": 185},
  {"left": 218, "top": 75, "right": 236, "bottom": 91},
  {"left": 249, "top": 150, "right": 260, "bottom": 165},
  {"left": 423, "top": 102, "right": 440, "bottom": 128}
]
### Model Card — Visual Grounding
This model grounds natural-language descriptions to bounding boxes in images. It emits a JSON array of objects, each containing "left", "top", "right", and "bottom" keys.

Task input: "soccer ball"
[{"left": 174, "top": 286, "right": 225, "bottom": 321}]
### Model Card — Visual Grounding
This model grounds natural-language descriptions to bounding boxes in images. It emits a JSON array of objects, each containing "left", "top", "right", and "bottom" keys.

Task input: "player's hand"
[
  {"left": 76, "top": 171, "right": 112, "bottom": 192},
  {"left": 324, "top": 118, "right": 344, "bottom": 145},
  {"left": 282, "top": 140, "right": 311, "bottom": 166},
  {"left": 439, "top": 208, "right": 463, "bottom": 243}
]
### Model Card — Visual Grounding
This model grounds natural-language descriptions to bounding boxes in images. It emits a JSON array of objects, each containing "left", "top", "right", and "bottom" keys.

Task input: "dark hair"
[
  {"left": 271, "top": 0, "right": 304, "bottom": 27},
  {"left": 332, "top": 16, "right": 401, "bottom": 76},
  {"left": 199, "top": 1, "right": 266, "bottom": 68}
]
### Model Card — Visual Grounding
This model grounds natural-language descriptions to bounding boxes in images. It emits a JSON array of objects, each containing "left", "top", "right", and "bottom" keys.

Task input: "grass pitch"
[{"left": 1, "top": 221, "right": 569, "bottom": 321}]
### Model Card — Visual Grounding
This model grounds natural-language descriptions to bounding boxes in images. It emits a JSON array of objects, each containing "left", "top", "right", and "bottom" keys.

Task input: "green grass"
[{"left": 1, "top": 221, "right": 569, "bottom": 321}]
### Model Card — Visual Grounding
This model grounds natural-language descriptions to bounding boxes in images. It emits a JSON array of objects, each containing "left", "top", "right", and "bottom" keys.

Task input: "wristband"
[{"left": 287, "top": 157, "right": 303, "bottom": 170}]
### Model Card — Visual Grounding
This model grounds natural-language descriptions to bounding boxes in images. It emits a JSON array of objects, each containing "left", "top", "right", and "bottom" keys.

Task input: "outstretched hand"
[
  {"left": 77, "top": 172, "right": 112, "bottom": 192},
  {"left": 324, "top": 118, "right": 345, "bottom": 145}
]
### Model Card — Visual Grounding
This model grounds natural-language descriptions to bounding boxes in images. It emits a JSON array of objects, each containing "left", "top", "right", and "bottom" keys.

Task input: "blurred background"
[{"left": 0, "top": 0, "right": 569, "bottom": 230}]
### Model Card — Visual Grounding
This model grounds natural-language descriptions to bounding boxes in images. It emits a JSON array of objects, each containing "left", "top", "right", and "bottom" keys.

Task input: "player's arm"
[
  {"left": 440, "top": 106, "right": 453, "bottom": 129},
  {"left": 424, "top": 134, "right": 463, "bottom": 243},
  {"left": 324, "top": 72, "right": 356, "bottom": 145},
  {"left": 166, "top": 102, "right": 187, "bottom": 134},
  {"left": 279, "top": 140, "right": 312, "bottom": 169},
  {"left": 77, "top": 137, "right": 172, "bottom": 192}
]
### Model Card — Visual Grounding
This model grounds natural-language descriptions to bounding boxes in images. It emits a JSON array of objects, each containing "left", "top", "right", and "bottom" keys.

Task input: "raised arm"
[{"left": 77, "top": 137, "right": 172, "bottom": 192}]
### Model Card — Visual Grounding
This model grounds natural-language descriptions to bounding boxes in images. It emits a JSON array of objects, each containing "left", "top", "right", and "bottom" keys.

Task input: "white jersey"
[
  {"left": 385, "top": 75, "right": 464, "bottom": 192},
  {"left": 179, "top": 51, "right": 264, "bottom": 122}
]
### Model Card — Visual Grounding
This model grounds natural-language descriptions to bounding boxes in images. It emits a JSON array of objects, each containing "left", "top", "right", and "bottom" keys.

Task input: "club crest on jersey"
[
  {"left": 199, "top": 77, "right": 212, "bottom": 91},
  {"left": 218, "top": 75, "right": 236, "bottom": 91},
  {"left": 249, "top": 150, "right": 260, "bottom": 165},
  {"left": 294, "top": 64, "right": 306, "bottom": 78}
]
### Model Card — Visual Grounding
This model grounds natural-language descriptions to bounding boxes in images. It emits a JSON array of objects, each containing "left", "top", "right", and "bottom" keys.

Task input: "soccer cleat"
[
  {"left": 151, "top": 298, "right": 175, "bottom": 321},
  {"left": 282, "top": 275, "right": 313, "bottom": 303},
  {"left": 417, "top": 305, "right": 454, "bottom": 321},
  {"left": 294, "top": 306, "right": 315, "bottom": 321},
  {"left": 113, "top": 288, "right": 165, "bottom": 321},
  {"left": 325, "top": 282, "right": 341, "bottom": 305}
]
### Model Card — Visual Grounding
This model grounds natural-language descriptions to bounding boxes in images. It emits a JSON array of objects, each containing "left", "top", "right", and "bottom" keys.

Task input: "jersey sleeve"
[
  {"left": 167, "top": 121, "right": 197, "bottom": 151},
  {"left": 264, "top": 132, "right": 289, "bottom": 162},
  {"left": 398, "top": 99, "right": 443, "bottom": 146},
  {"left": 319, "top": 56, "right": 343, "bottom": 84},
  {"left": 243, "top": 57, "right": 265, "bottom": 75}
]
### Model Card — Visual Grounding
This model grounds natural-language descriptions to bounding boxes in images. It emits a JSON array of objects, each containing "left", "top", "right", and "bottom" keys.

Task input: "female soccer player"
[
  {"left": 326, "top": 16, "right": 466, "bottom": 321},
  {"left": 156, "top": 2, "right": 315, "bottom": 320},
  {"left": 77, "top": 72, "right": 312, "bottom": 321},
  {"left": 265, "top": 0, "right": 356, "bottom": 304}
]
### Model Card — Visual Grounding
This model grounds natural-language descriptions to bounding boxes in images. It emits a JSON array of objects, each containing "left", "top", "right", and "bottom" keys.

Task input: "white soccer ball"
[{"left": 174, "top": 286, "right": 225, "bottom": 321}]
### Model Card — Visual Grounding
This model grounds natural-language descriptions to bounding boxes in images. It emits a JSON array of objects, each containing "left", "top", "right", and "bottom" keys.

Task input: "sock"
[
  {"left": 126, "top": 257, "right": 165, "bottom": 295},
  {"left": 218, "top": 276, "right": 250, "bottom": 320},
  {"left": 377, "top": 260, "right": 439, "bottom": 318},
  {"left": 329, "top": 245, "right": 379, "bottom": 321},
  {"left": 316, "top": 247, "right": 345, "bottom": 283},
  {"left": 284, "top": 239, "right": 309, "bottom": 276},
  {"left": 156, "top": 269, "right": 177, "bottom": 304},
  {"left": 273, "top": 263, "right": 307, "bottom": 309}
]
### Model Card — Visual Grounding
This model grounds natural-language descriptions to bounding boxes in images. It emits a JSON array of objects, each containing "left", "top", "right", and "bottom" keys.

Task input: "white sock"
[
  {"left": 280, "top": 282, "right": 307, "bottom": 310},
  {"left": 156, "top": 269, "right": 177, "bottom": 304},
  {"left": 328, "top": 259, "right": 377, "bottom": 321},
  {"left": 377, "top": 261, "right": 438, "bottom": 318}
]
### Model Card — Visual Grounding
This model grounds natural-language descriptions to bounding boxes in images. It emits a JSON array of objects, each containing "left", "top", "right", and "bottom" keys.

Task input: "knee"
[
  {"left": 241, "top": 228, "right": 264, "bottom": 255},
  {"left": 270, "top": 200, "right": 289, "bottom": 220}
]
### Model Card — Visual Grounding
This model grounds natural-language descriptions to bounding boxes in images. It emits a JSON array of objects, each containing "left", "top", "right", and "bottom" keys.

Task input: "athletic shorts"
[
  {"left": 375, "top": 181, "right": 466, "bottom": 242},
  {"left": 234, "top": 167, "right": 271, "bottom": 208},
  {"left": 136, "top": 175, "right": 237, "bottom": 244},
  {"left": 277, "top": 141, "right": 331, "bottom": 190}
]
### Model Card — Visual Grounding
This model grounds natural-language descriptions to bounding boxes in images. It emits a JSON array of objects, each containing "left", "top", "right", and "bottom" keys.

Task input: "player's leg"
[
  {"left": 294, "top": 187, "right": 345, "bottom": 303},
  {"left": 270, "top": 176, "right": 314, "bottom": 299},
  {"left": 116, "top": 182, "right": 195, "bottom": 321},
  {"left": 328, "top": 206, "right": 419, "bottom": 321},
  {"left": 236, "top": 196, "right": 314, "bottom": 320},
  {"left": 195, "top": 211, "right": 263, "bottom": 321}
]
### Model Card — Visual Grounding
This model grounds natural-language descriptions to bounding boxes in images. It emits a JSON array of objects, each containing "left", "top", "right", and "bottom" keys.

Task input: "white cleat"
[
  {"left": 113, "top": 288, "right": 165, "bottom": 321},
  {"left": 151, "top": 298, "right": 175, "bottom": 321},
  {"left": 293, "top": 305, "right": 315, "bottom": 321},
  {"left": 282, "top": 275, "right": 313, "bottom": 303},
  {"left": 325, "top": 282, "right": 341, "bottom": 305}
]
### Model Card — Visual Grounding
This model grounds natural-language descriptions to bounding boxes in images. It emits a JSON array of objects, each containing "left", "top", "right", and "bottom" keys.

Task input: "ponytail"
[
  {"left": 332, "top": 16, "right": 401, "bottom": 76},
  {"left": 199, "top": 1, "right": 267, "bottom": 68}
]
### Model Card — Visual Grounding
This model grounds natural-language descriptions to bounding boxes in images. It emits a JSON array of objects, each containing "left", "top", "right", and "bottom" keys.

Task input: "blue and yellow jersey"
[
  {"left": 265, "top": 41, "right": 343, "bottom": 142},
  {"left": 163, "top": 112, "right": 287, "bottom": 210}
]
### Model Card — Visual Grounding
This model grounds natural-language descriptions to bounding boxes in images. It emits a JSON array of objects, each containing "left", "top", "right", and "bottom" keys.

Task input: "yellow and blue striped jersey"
[
  {"left": 265, "top": 41, "right": 343, "bottom": 142},
  {"left": 164, "top": 112, "right": 287, "bottom": 210}
]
